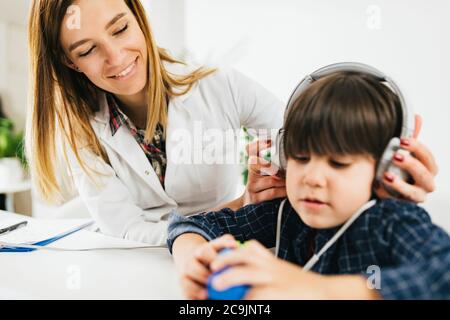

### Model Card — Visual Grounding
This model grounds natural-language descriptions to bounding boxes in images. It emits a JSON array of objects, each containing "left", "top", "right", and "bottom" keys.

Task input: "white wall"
[
  {"left": 143, "top": 0, "right": 186, "bottom": 58},
  {"left": 183, "top": 0, "right": 450, "bottom": 230},
  {"left": 0, "top": 0, "right": 29, "bottom": 130},
  {"left": 0, "top": 0, "right": 31, "bottom": 215}
]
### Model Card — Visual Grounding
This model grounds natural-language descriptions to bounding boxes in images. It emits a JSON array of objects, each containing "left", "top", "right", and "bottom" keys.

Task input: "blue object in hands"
[{"left": 207, "top": 247, "right": 250, "bottom": 300}]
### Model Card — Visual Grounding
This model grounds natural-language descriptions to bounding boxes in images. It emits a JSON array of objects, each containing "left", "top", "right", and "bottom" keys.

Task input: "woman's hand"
[
  {"left": 243, "top": 139, "right": 287, "bottom": 206},
  {"left": 175, "top": 234, "right": 238, "bottom": 300},
  {"left": 375, "top": 115, "right": 438, "bottom": 202}
]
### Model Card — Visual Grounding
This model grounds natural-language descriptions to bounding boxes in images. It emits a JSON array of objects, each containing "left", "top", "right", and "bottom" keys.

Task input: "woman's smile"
[{"left": 108, "top": 56, "right": 139, "bottom": 81}]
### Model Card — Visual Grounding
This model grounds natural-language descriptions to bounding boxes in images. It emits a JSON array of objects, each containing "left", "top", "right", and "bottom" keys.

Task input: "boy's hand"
[
  {"left": 209, "top": 240, "right": 328, "bottom": 299},
  {"left": 210, "top": 240, "right": 381, "bottom": 300},
  {"left": 177, "top": 234, "right": 238, "bottom": 300},
  {"left": 244, "top": 139, "right": 287, "bottom": 206}
]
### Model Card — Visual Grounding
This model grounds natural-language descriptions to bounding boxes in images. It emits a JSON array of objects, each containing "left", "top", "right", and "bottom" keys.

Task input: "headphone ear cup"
[
  {"left": 375, "top": 137, "right": 411, "bottom": 197},
  {"left": 271, "top": 129, "right": 286, "bottom": 172}
]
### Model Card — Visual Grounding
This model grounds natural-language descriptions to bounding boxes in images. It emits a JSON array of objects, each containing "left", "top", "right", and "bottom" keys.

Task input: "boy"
[{"left": 167, "top": 70, "right": 450, "bottom": 299}]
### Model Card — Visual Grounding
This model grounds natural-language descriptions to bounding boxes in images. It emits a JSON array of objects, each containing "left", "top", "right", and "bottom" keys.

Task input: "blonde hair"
[{"left": 27, "top": 0, "right": 215, "bottom": 203}]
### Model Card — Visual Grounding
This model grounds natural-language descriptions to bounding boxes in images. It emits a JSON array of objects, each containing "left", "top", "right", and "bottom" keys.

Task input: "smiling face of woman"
[{"left": 60, "top": 0, "right": 148, "bottom": 97}]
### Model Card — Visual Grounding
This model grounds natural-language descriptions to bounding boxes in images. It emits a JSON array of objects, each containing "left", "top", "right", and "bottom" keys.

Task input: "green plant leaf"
[{"left": 0, "top": 118, "right": 27, "bottom": 167}]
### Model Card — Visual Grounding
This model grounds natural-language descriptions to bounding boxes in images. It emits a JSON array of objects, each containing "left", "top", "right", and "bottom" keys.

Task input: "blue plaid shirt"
[{"left": 167, "top": 198, "right": 450, "bottom": 299}]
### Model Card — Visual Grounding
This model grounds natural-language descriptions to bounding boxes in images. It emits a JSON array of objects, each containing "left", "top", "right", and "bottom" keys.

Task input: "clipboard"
[{"left": 0, "top": 221, "right": 94, "bottom": 253}]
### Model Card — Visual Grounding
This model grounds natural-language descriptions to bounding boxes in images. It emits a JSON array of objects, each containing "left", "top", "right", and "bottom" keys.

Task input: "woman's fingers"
[
  {"left": 246, "top": 139, "right": 272, "bottom": 157},
  {"left": 373, "top": 184, "right": 393, "bottom": 200},
  {"left": 245, "top": 139, "right": 286, "bottom": 206},
  {"left": 248, "top": 155, "right": 280, "bottom": 177},
  {"left": 246, "top": 139, "right": 280, "bottom": 176},
  {"left": 400, "top": 138, "right": 439, "bottom": 177},
  {"left": 392, "top": 151, "right": 435, "bottom": 192},
  {"left": 253, "top": 186, "right": 287, "bottom": 203},
  {"left": 247, "top": 174, "right": 285, "bottom": 193},
  {"left": 412, "top": 114, "right": 422, "bottom": 139},
  {"left": 245, "top": 153, "right": 286, "bottom": 205},
  {"left": 382, "top": 172, "right": 428, "bottom": 202}
]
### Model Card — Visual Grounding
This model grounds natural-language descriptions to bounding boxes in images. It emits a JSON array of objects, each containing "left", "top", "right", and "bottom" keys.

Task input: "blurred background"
[{"left": 0, "top": 0, "right": 449, "bottom": 230}]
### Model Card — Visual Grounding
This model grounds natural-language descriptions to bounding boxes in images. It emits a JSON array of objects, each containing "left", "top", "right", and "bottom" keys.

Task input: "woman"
[{"left": 26, "top": 0, "right": 438, "bottom": 245}]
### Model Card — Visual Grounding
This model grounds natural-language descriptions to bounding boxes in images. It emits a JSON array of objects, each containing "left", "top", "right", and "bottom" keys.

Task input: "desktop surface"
[{"left": 0, "top": 211, "right": 183, "bottom": 299}]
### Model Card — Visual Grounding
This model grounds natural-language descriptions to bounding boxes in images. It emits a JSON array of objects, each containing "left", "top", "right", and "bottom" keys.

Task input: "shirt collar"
[
  {"left": 106, "top": 93, "right": 132, "bottom": 136},
  {"left": 283, "top": 201, "right": 341, "bottom": 264}
]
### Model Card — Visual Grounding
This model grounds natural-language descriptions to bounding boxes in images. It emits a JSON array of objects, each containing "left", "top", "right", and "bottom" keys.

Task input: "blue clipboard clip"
[{"left": 0, "top": 221, "right": 95, "bottom": 253}]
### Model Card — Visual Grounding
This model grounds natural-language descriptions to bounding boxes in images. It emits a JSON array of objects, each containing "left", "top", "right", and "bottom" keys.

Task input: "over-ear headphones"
[{"left": 271, "top": 62, "right": 414, "bottom": 196}]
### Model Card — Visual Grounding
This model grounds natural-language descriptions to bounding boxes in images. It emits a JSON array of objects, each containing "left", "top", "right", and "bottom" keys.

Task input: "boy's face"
[{"left": 286, "top": 154, "right": 376, "bottom": 229}]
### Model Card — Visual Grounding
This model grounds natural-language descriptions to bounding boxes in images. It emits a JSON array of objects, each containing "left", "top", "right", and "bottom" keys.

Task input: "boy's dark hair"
[{"left": 283, "top": 71, "right": 403, "bottom": 162}]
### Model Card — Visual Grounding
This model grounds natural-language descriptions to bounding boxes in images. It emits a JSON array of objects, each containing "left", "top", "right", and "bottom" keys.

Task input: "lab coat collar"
[{"left": 92, "top": 93, "right": 178, "bottom": 206}]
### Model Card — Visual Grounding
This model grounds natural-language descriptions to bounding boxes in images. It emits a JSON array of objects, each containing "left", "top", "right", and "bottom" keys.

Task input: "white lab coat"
[{"left": 66, "top": 66, "right": 284, "bottom": 245}]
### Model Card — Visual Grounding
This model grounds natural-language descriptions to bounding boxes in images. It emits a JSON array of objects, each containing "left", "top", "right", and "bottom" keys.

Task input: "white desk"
[{"left": 0, "top": 211, "right": 183, "bottom": 299}]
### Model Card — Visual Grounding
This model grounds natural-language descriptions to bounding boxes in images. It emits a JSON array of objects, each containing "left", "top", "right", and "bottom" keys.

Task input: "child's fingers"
[
  {"left": 185, "top": 258, "right": 210, "bottom": 284},
  {"left": 209, "top": 234, "right": 239, "bottom": 250},
  {"left": 194, "top": 244, "right": 218, "bottom": 265},
  {"left": 195, "top": 235, "right": 238, "bottom": 265},
  {"left": 181, "top": 277, "right": 208, "bottom": 300},
  {"left": 212, "top": 265, "right": 269, "bottom": 291},
  {"left": 210, "top": 240, "right": 268, "bottom": 272},
  {"left": 242, "top": 287, "right": 272, "bottom": 300}
]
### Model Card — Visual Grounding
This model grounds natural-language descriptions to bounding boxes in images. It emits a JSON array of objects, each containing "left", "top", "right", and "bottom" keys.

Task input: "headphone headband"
[{"left": 285, "top": 62, "right": 414, "bottom": 139}]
